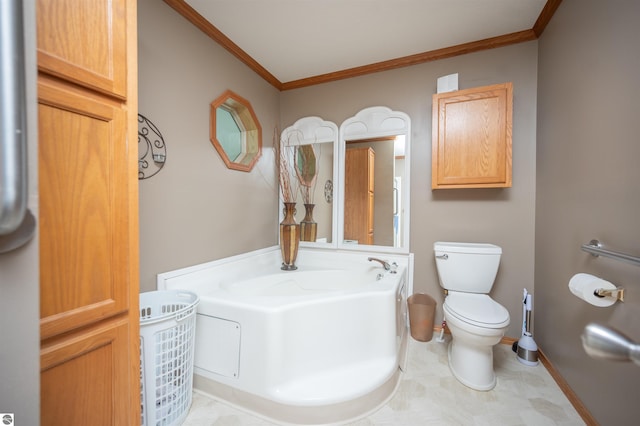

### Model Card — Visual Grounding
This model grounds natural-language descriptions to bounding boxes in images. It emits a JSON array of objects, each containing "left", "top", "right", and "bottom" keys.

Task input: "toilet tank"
[{"left": 434, "top": 242, "right": 502, "bottom": 293}]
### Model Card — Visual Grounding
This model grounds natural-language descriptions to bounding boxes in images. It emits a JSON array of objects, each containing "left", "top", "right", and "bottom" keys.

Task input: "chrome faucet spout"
[{"left": 368, "top": 257, "right": 391, "bottom": 271}]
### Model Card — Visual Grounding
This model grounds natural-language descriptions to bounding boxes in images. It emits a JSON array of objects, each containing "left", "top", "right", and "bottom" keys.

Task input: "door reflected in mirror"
[
  {"left": 344, "top": 136, "right": 405, "bottom": 248},
  {"left": 339, "top": 107, "right": 411, "bottom": 254}
]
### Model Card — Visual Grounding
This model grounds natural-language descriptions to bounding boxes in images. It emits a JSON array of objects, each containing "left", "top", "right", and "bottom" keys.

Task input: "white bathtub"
[{"left": 158, "top": 246, "right": 413, "bottom": 425}]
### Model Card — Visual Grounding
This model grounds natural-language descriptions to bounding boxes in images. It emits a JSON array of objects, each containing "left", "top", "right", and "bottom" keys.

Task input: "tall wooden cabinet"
[
  {"left": 37, "top": 0, "right": 139, "bottom": 424},
  {"left": 431, "top": 82, "right": 513, "bottom": 189},
  {"left": 344, "top": 147, "right": 375, "bottom": 245}
]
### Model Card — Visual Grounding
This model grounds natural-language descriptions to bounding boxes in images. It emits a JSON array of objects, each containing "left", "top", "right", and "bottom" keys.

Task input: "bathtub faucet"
[{"left": 368, "top": 257, "right": 397, "bottom": 273}]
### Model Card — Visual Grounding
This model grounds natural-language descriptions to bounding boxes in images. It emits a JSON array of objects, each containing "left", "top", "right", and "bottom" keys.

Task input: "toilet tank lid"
[{"left": 434, "top": 242, "right": 502, "bottom": 254}]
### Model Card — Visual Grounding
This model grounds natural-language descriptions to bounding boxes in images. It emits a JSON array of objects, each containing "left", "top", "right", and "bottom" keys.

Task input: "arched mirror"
[
  {"left": 280, "top": 117, "right": 339, "bottom": 247},
  {"left": 210, "top": 90, "right": 262, "bottom": 172},
  {"left": 338, "top": 107, "right": 411, "bottom": 253}
]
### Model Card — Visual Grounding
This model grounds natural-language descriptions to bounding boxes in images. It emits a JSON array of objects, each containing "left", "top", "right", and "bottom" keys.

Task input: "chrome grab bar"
[
  {"left": 581, "top": 240, "right": 640, "bottom": 267},
  {"left": 0, "top": 0, "right": 28, "bottom": 236}
]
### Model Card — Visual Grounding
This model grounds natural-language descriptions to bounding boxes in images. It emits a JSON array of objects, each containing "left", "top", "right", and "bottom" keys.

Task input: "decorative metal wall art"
[
  {"left": 324, "top": 179, "right": 333, "bottom": 203},
  {"left": 138, "top": 114, "right": 167, "bottom": 179}
]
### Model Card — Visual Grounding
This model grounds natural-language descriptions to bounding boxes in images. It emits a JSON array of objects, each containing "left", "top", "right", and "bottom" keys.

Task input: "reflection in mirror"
[
  {"left": 280, "top": 117, "right": 339, "bottom": 247},
  {"left": 297, "top": 145, "right": 318, "bottom": 242},
  {"left": 294, "top": 144, "right": 319, "bottom": 242},
  {"left": 339, "top": 107, "right": 411, "bottom": 254},
  {"left": 295, "top": 145, "right": 318, "bottom": 188},
  {"left": 210, "top": 90, "right": 262, "bottom": 172}
]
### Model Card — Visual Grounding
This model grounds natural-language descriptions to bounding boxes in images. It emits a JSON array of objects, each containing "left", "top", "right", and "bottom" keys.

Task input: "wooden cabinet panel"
[
  {"left": 38, "top": 79, "right": 129, "bottom": 339},
  {"left": 36, "top": 0, "right": 127, "bottom": 98},
  {"left": 432, "top": 82, "right": 512, "bottom": 189},
  {"left": 41, "top": 319, "right": 131, "bottom": 426},
  {"left": 345, "top": 148, "right": 375, "bottom": 245},
  {"left": 37, "top": 0, "right": 139, "bottom": 423}
]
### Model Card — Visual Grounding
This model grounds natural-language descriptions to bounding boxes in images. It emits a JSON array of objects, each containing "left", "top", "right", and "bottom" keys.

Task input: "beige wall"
[
  {"left": 536, "top": 0, "right": 640, "bottom": 424},
  {"left": 280, "top": 42, "right": 539, "bottom": 338},
  {"left": 138, "top": 0, "right": 281, "bottom": 291}
]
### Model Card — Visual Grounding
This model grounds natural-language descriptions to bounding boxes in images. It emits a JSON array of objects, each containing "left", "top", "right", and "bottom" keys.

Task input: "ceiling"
[{"left": 166, "top": 0, "right": 560, "bottom": 90}]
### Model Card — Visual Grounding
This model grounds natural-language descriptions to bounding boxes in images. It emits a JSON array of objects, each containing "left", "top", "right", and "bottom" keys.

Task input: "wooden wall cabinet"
[
  {"left": 431, "top": 82, "right": 513, "bottom": 189},
  {"left": 344, "top": 147, "right": 375, "bottom": 245},
  {"left": 37, "top": 0, "right": 139, "bottom": 424}
]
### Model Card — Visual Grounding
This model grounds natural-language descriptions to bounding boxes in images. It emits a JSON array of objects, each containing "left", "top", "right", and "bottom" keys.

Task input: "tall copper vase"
[
  {"left": 280, "top": 202, "right": 300, "bottom": 270},
  {"left": 300, "top": 203, "right": 317, "bottom": 242}
]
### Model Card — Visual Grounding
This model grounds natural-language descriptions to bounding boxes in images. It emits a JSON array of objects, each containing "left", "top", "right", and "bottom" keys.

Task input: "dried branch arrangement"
[{"left": 275, "top": 129, "right": 299, "bottom": 203}]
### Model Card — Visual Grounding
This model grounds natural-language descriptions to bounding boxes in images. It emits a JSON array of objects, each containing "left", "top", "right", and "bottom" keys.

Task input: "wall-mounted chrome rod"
[
  {"left": 0, "top": 0, "right": 28, "bottom": 236},
  {"left": 581, "top": 240, "right": 640, "bottom": 268},
  {"left": 582, "top": 323, "right": 640, "bottom": 366}
]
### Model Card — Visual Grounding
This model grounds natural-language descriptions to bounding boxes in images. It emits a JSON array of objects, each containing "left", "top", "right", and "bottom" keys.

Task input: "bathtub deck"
[{"left": 183, "top": 338, "right": 585, "bottom": 425}]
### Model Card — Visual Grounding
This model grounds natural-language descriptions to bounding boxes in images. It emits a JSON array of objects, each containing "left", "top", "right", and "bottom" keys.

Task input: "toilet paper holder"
[{"left": 593, "top": 287, "right": 625, "bottom": 302}]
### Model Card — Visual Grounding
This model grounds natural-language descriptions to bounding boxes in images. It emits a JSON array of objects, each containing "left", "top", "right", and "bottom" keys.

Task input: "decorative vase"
[
  {"left": 280, "top": 202, "right": 300, "bottom": 270},
  {"left": 300, "top": 203, "right": 317, "bottom": 242}
]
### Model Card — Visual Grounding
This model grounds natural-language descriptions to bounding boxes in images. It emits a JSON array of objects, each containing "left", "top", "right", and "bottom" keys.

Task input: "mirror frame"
[
  {"left": 338, "top": 106, "right": 411, "bottom": 254},
  {"left": 280, "top": 117, "right": 339, "bottom": 249},
  {"left": 210, "top": 89, "right": 262, "bottom": 172}
]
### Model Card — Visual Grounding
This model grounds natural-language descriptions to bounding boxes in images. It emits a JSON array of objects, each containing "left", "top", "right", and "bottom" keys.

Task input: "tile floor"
[{"left": 183, "top": 337, "right": 585, "bottom": 425}]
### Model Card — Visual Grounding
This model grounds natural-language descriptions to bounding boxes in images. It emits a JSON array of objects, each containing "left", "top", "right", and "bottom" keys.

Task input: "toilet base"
[{"left": 447, "top": 339, "right": 497, "bottom": 391}]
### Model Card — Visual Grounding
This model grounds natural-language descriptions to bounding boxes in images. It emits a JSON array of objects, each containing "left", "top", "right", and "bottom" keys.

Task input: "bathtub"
[{"left": 158, "top": 246, "right": 413, "bottom": 425}]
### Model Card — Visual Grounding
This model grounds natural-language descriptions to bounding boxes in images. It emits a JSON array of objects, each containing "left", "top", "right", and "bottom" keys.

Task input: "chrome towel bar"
[{"left": 581, "top": 240, "right": 640, "bottom": 268}]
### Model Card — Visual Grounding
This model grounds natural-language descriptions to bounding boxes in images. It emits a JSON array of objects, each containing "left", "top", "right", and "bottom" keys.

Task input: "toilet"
[{"left": 434, "top": 242, "right": 510, "bottom": 391}]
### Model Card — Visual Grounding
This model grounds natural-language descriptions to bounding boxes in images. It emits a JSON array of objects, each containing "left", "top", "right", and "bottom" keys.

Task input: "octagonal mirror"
[{"left": 210, "top": 90, "right": 262, "bottom": 172}]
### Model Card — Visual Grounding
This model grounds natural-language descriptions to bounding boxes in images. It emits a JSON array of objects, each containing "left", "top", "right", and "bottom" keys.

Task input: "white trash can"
[{"left": 140, "top": 290, "right": 199, "bottom": 426}]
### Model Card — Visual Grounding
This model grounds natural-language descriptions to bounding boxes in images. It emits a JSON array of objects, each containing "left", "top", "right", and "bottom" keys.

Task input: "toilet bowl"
[
  {"left": 443, "top": 292, "right": 509, "bottom": 390},
  {"left": 434, "top": 242, "right": 510, "bottom": 391}
]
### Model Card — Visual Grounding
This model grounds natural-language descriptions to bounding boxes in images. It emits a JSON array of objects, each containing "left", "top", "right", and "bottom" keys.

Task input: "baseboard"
[
  {"left": 537, "top": 348, "right": 599, "bottom": 426},
  {"left": 500, "top": 335, "right": 517, "bottom": 345}
]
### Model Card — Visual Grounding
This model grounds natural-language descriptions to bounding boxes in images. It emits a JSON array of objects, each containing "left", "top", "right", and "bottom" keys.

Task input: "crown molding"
[{"left": 164, "top": 0, "right": 562, "bottom": 91}]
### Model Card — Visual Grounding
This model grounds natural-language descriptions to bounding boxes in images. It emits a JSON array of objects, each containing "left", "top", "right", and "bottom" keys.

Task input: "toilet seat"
[{"left": 444, "top": 293, "right": 509, "bottom": 329}]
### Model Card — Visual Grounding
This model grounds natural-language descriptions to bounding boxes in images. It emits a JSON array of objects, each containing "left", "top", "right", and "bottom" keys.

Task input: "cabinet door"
[
  {"left": 37, "top": 0, "right": 139, "bottom": 424},
  {"left": 432, "top": 82, "right": 512, "bottom": 189},
  {"left": 38, "top": 79, "right": 129, "bottom": 339},
  {"left": 36, "top": 0, "right": 127, "bottom": 98},
  {"left": 40, "top": 319, "right": 132, "bottom": 426}
]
